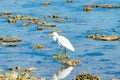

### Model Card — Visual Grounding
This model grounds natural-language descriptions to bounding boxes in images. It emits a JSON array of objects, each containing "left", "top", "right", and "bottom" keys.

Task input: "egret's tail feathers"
[
  {"left": 68, "top": 46, "right": 75, "bottom": 52},
  {"left": 71, "top": 47, "right": 75, "bottom": 52}
]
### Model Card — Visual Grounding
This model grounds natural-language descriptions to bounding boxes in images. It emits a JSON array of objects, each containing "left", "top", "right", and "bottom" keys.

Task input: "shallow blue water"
[{"left": 0, "top": 0, "right": 120, "bottom": 80}]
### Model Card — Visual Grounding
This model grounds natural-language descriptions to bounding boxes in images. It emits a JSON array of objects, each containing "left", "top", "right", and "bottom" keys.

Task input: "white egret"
[{"left": 49, "top": 31, "right": 75, "bottom": 55}]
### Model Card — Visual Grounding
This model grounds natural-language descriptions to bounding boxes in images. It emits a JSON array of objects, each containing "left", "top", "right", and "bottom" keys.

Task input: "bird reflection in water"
[{"left": 51, "top": 66, "right": 74, "bottom": 80}]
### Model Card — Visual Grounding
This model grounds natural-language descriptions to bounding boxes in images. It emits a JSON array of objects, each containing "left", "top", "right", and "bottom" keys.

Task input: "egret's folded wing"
[{"left": 58, "top": 36, "right": 75, "bottom": 51}]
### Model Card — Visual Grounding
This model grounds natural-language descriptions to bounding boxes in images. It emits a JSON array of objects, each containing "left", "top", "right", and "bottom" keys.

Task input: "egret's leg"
[
  {"left": 64, "top": 48, "right": 67, "bottom": 54},
  {"left": 57, "top": 47, "right": 63, "bottom": 56}
]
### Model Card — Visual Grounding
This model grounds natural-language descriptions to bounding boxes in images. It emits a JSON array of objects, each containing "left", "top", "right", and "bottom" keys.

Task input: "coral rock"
[
  {"left": 75, "top": 73, "right": 101, "bottom": 80},
  {"left": 100, "top": 35, "right": 119, "bottom": 41},
  {"left": 42, "top": 2, "right": 51, "bottom": 6},
  {"left": 52, "top": 55, "right": 70, "bottom": 60},
  {"left": 2, "top": 38, "right": 22, "bottom": 42},
  {"left": 62, "top": 60, "right": 80, "bottom": 67},
  {"left": 83, "top": 6, "right": 92, "bottom": 12},
  {"left": 33, "top": 44, "right": 44, "bottom": 49}
]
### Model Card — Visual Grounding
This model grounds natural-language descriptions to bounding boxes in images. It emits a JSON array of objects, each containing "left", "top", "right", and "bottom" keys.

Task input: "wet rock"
[
  {"left": 13, "top": 15, "right": 31, "bottom": 20},
  {"left": 91, "top": 4, "right": 100, "bottom": 8},
  {"left": 3, "top": 12, "right": 12, "bottom": 15},
  {"left": 2, "top": 38, "right": 22, "bottom": 42},
  {"left": 8, "top": 18, "right": 17, "bottom": 23},
  {"left": 33, "top": 44, "right": 44, "bottom": 49},
  {"left": 30, "top": 20, "right": 42, "bottom": 25},
  {"left": 0, "top": 67, "right": 46, "bottom": 80},
  {"left": 86, "top": 34, "right": 101, "bottom": 40},
  {"left": 37, "top": 27, "right": 43, "bottom": 31},
  {"left": 83, "top": 4, "right": 120, "bottom": 12},
  {"left": 24, "top": 67, "right": 36, "bottom": 72},
  {"left": 49, "top": 14, "right": 60, "bottom": 18},
  {"left": 9, "top": 72, "right": 18, "bottom": 80},
  {"left": 42, "top": 2, "right": 51, "bottom": 6},
  {"left": 42, "top": 22, "right": 56, "bottom": 27},
  {"left": 83, "top": 6, "right": 92, "bottom": 12},
  {"left": 62, "top": 60, "right": 80, "bottom": 67},
  {"left": 86, "top": 34, "right": 120, "bottom": 41},
  {"left": 52, "top": 55, "right": 70, "bottom": 60},
  {"left": 100, "top": 35, "right": 119, "bottom": 41},
  {"left": 75, "top": 73, "right": 101, "bottom": 80},
  {"left": 100, "top": 5, "right": 120, "bottom": 8},
  {"left": 32, "top": 18, "right": 39, "bottom": 21}
]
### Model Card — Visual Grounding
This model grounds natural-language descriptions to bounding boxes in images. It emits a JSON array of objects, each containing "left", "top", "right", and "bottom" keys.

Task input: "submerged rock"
[
  {"left": 110, "top": 78, "right": 119, "bottom": 80},
  {"left": 22, "top": 23, "right": 31, "bottom": 27},
  {"left": 54, "top": 19, "right": 64, "bottom": 23},
  {"left": 49, "top": 14, "right": 61, "bottom": 18}
]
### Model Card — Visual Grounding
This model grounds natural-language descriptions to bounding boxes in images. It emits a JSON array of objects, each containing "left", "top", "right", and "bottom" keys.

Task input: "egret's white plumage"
[
  {"left": 57, "top": 36, "right": 75, "bottom": 51},
  {"left": 50, "top": 31, "right": 75, "bottom": 52}
]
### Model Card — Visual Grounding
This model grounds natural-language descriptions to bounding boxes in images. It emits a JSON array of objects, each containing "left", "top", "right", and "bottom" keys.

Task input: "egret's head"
[{"left": 48, "top": 31, "right": 58, "bottom": 36}]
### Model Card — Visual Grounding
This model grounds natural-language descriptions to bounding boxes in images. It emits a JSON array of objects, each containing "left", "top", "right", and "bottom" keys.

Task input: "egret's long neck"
[
  {"left": 53, "top": 32, "right": 59, "bottom": 37},
  {"left": 53, "top": 32, "right": 59, "bottom": 41}
]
